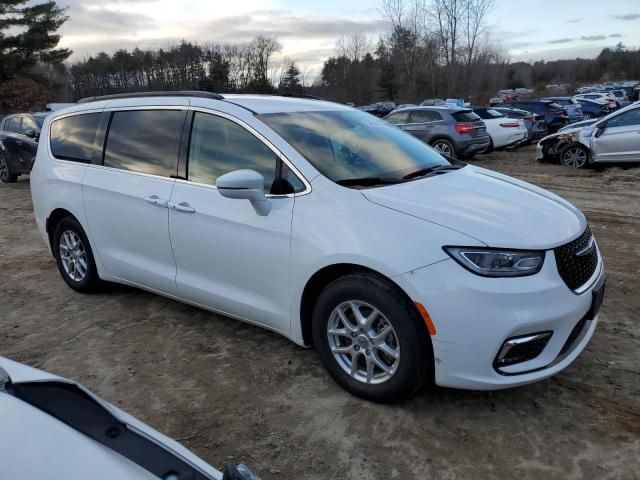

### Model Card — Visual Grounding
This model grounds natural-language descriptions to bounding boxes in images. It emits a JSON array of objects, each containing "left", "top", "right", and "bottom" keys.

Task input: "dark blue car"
[
  {"left": 500, "top": 100, "right": 568, "bottom": 132},
  {"left": 573, "top": 98, "right": 611, "bottom": 119}
]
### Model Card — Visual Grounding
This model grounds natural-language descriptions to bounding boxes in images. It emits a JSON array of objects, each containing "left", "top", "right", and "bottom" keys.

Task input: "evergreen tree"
[
  {"left": 0, "top": 0, "right": 71, "bottom": 82},
  {"left": 279, "top": 62, "right": 302, "bottom": 94}
]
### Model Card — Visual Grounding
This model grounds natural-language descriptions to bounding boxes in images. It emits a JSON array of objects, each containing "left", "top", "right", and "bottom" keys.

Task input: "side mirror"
[
  {"left": 216, "top": 169, "right": 271, "bottom": 216},
  {"left": 222, "top": 463, "right": 261, "bottom": 480},
  {"left": 24, "top": 129, "right": 38, "bottom": 139},
  {"left": 594, "top": 126, "right": 605, "bottom": 138}
]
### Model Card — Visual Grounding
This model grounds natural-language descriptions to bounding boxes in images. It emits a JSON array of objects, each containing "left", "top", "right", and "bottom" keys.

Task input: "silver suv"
[{"left": 384, "top": 106, "right": 489, "bottom": 158}]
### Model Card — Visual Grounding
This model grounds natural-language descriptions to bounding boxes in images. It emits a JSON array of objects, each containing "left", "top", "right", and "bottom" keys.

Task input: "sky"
[{"left": 57, "top": 0, "right": 640, "bottom": 73}]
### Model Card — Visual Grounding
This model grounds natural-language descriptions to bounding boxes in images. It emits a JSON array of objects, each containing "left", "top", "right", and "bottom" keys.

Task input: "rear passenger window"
[
  {"left": 7, "top": 117, "right": 21, "bottom": 133},
  {"left": 411, "top": 110, "right": 442, "bottom": 122},
  {"left": 104, "top": 110, "right": 185, "bottom": 177},
  {"left": 187, "top": 112, "right": 283, "bottom": 193},
  {"left": 385, "top": 111, "right": 410, "bottom": 124},
  {"left": 50, "top": 113, "right": 101, "bottom": 162}
]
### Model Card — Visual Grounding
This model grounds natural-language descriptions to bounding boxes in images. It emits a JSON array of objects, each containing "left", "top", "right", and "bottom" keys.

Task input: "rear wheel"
[
  {"left": 53, "top": 217, "right": 101, "bottom": 292},
  {"left": 560, "top": 143, "right": 589, "bottom": 169},
  {"left": 430, "top": 139, "right": 454, "bottom": 157},
  {"left": 479, "top": 139, "right": 494, "bottom": 154},
  {"left": 312, "top": 273, "right": 432, "bottom": 403},
  {"left": 0, "top": 154, "right": 18, "bottom": 183}
]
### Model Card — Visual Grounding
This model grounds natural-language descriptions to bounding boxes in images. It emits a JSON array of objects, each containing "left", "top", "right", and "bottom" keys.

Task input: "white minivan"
[{"left": 31, "top": 92, "right": 605, "bottom": 403}]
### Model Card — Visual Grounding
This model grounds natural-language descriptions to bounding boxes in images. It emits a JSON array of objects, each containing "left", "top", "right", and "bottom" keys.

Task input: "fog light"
[{"left": 494, "top": 332, "right": 552, "bottom": 369}]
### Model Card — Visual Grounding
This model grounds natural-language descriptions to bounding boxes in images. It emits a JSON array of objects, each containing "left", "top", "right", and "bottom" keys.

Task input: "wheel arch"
[
  {"left": 46, "top": 208, "right": 80, "bottom": 253},
  {"left": 299, "top": 263, "right": 432, "bottom": 349}
]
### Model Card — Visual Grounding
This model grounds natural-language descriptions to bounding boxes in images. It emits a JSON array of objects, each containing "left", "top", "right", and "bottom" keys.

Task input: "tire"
[
  {"left": 479, "top": 139, "right": 494, "bottom": 154},
  {"left": 53, "top": 217, "right": 101, "bottom": 292},
  {"left": 0, "top": 154, "right": 18, "bottom": 183},
  {"left": 312, "top": 273, "right": 433, "bottom": 403},
  {"left": 583, "top": 112, "right": 593, "bottom": 120},
  {"left": 430, "top": 139, "right": 455, "bottom": 157},
  {"left": 560, "top": 143, "right": 589, "bottom": 169}
]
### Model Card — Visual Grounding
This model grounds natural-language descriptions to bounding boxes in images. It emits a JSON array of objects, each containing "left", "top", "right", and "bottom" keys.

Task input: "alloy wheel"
[
  {"left": 327, "top": 300, "right": 400, "bottom": 384},
  {"left": 433, "top": 142, "right": 452, "bottom": 156},
  {"left": 562, "top": 147, "right": 587, "bottom": 168},
  {"left": 0, "top": 156, "right": 8, "bottom": 182},
  {"left": 59, "top": 230, "right": 88, "bottom": 282}
]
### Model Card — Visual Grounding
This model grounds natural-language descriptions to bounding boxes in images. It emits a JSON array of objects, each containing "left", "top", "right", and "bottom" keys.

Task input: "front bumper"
[{"left": 395, "top": 248, "right": 604, "bottom": 390}]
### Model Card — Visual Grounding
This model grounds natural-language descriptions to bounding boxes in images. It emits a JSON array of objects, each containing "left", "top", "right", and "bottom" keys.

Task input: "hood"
[
  {"left": 539, "top": 125, "right": 595, "bottom": 148},
  {"left": 362, "top": 165, "right": 586, "bottom": 250}
]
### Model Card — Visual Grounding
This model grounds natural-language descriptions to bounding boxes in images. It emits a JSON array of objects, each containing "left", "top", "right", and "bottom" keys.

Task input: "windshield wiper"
[
  {"left": 402, "top": 164, "right": 464, "bottom": 180},
  {"left": 336, "top": 176, "right": 402, "bottom": 187}
]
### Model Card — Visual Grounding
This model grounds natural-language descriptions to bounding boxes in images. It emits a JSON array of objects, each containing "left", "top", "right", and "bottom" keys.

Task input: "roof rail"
[{"left": 77, "top": 91, "right": 224, "bottom": 104}]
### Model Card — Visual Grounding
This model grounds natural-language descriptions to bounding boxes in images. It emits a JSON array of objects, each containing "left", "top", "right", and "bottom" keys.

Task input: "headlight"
[{"left": 444, "top": 247, "right": 545, "bottom": 277}]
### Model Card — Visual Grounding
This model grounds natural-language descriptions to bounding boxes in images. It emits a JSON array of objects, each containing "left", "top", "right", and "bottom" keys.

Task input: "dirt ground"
[{"left": 1, "top": 145, "right": 639, "bottom": 480}]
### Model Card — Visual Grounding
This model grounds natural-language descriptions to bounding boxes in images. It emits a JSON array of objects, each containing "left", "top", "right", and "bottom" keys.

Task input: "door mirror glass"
[
  {"left": 594, "top": 126, "right": 605, "bottom": 138},
  {"left": 216, "top": 169, "right": 272, "bottom": 216}
]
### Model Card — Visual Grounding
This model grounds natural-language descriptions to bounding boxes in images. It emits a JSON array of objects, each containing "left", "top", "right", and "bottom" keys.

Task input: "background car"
[
  {"left": 501, "top": 100, "right": 569, "bottom": 132},
  {"left": 419, "top": 98, "right": 445, "bottom": 106},
  {"left": 384, "top": 106, "right": 490, "bottom": 158},
  {"left": 575, "top": 92, "right": 617, "bottom": 110},
  {"left": 0, "top": 112, "right": 49, "bottom": 183},
  {"left": 492, "top": 106, "right": 548, "bottom": 143},
  {"left": 361, "top": 101, "right": 397, "bottom": 117},
  {"left": 471, "top": 107, "right": 527, "bottom": 152},
  {"left": 574, "top": 97, "right": 612, "bottom": 119},
  {"left": 0, "top": 356, "right": 261, "bottom": 480},
  {"left": 541, "top": 97, "right": 584, "bottom": 123},
  {"left": 608, "top": 89, "right": 631, "bottom": 108}
]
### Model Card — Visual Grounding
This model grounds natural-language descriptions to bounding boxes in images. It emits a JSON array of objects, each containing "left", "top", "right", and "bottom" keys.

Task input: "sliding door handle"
[{"left": 143, "top": 195, "right": 169, "bottom": 208}]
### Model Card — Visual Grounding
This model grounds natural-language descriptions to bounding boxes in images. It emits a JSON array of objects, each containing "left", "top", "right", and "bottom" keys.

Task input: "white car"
[
  {"left": 0, "top": 357, "right": 260, "bottom": 480},
  {"left": 31, "top": 92, "right": 605, "bottom": 402},
  {"left": 536, "top": 101, "right": 640, "bottom": 168},
  {"left": 472, "top": 107, "right": 527, "bottom": 151},
  {"left": 575, "top": 92, "right": 617, "bottom": 110}
]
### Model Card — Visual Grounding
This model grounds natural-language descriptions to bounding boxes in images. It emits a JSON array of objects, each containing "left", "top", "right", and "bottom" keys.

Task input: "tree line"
[{"left": 2, "top": 0, "right": 640, "bottom": 113}]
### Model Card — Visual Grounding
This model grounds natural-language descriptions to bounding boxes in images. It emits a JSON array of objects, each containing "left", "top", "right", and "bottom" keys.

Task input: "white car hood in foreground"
[
  {"left": 0, "top": 357, "right": 224, "bottom": 480},
  {"left": 363, "top": 166, "right": 586, "bottom": 250}
]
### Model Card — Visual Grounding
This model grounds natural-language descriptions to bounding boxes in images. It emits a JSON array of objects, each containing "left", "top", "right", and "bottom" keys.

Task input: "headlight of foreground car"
[{"left": 444, "top": 247, "right": 545, "bottom": 277}]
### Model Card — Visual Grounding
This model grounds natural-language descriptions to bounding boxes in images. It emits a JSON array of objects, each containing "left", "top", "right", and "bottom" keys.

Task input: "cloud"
[
  {"left": 609, "top": 33, "right": 623, "bottom": 38},
  {"left": 581, "top": 35, "right": 607, "bottom": 41},
  {"left": 548, "top": 38, "right": 574, "bottom": 44},
  {"left": 60, "top": 5, "right": 156, "bottom": 36},
  {"left": 612, "top": 14, "right": 640, "bottom": 21},
  {"left": 566, "top": 18, "right": 582, "bottom": 23}
]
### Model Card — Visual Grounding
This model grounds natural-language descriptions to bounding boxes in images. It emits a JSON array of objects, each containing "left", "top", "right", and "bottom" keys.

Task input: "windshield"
[{"left": 259, "top": 110, "right": 450, "bottom": 185}]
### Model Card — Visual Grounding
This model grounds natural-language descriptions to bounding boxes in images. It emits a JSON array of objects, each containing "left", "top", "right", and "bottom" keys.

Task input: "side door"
[
  {"left": 402, "top": 110, "right": 438, "bottom": 142},
  {"left": 2, "top": 116, "right": 23, "bottom": 170},
  {"left": 168, "top": 110, "right": 307, "bottom": 333},
  {"left": 592, "top": 108, "right": 640, "bottom": 163},
  {"left": 17, "top": 115, "right": 40, "bottom": 172},
  {"left": 82, "top": 108, "right": 187, "bottom": 295}
]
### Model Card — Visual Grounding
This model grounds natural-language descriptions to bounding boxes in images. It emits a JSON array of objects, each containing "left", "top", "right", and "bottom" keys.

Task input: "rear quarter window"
[{"left": 50, "top": 113, "right": 102, "bottom": 163}]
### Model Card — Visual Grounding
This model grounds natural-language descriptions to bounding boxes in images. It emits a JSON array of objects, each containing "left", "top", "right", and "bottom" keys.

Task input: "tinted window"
[
  {"left": 50, "top": 113, "right": 101, "bottom": 162},
  {"left": 475, "top": 109, "right": 504, "bottom": 119},
  {"left": 607, "top": 109, "right": 640, "bottom": 128},
  {"left": 7, "top": 117, "right": 21, "bottom": 133},
  {"left": 452, "top": 111, "right": 481, "bottom": 122},
  {"left": 259, "top": 110, "right": 449, "bottom": 185},
  {"left": 411, "top": 110, "right": 442, "bottom": 122},
  {"left": 188, "top": 112, "right": 283, "bottom": 193},
  {"left": 104, "top": 110, "right": 185, "bottom": 177},
  {"left": 22, "top": 116, "right": 38, "bottom": 133},
  {"left": 385, "top": 111, "right": 411, "bottom": 124}
]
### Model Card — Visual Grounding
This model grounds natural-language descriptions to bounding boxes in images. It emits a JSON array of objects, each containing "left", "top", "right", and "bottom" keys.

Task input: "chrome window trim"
[{"left": 46, "top": 104, "right": 312, "bottom": 197}]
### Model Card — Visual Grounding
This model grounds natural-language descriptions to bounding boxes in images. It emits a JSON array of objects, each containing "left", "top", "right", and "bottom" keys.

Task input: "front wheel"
[
  {"left": 0, "top": 154, "right": 18, "bottom": 183},
  {"left": 560, "top": 143, "right": 589, "bottom": 169},
  {"left": 312, "top": 273, "right": 433, "bottom": 403}
]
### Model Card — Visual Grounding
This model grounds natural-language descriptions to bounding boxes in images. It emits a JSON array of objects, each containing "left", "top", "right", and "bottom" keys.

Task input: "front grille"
[{"left": 554, "top": 226, "right": 598, "bottom": 291}]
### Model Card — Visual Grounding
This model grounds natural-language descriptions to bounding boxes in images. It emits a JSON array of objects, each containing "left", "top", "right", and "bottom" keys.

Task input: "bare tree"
[{"left": 335, "top": 33, "right": 373, "bottom": 61}]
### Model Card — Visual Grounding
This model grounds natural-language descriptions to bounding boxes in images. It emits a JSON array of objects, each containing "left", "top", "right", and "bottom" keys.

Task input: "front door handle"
[
  {"left": 143, "top": 195, "right": 169, "bottom": 208},
  {"left": 169, "top": 201, "right": 196, "bottom": 213}
]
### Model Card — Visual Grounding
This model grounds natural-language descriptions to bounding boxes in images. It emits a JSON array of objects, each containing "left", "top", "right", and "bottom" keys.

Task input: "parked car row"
[{"left": 537, "top": 100, "right": 640, "bottom": 168}]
